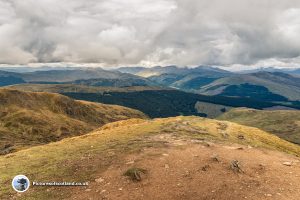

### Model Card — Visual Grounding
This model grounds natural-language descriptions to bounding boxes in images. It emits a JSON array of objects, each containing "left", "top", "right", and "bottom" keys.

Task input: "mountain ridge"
[{"left": 0, "top": 89, "right": 147, "bottom": 154}]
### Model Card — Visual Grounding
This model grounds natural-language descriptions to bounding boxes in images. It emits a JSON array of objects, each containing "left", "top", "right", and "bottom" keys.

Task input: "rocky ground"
[{"left": 68, "top": 134, "right": 300, "bottom": 200}]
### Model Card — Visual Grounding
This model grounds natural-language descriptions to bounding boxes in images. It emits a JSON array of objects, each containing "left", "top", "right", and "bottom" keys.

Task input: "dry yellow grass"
[
  {"left": 218, "top": 108, "right": 300, "bottom": 144},
  {"left": 5, "top": 84, "right": 167, "bottom": 93},
  {"left": 1, "top": 116, "right": 299, "bottom": 199},
  {"left": 0, "top": 89, "right": 147, "bottom": 154}
]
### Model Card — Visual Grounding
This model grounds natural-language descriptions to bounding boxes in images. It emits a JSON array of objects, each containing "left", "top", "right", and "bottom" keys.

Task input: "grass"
[
  {"left": 5, "top": 84, "right": 167, "bottom": 93},
  {"left": 124, "top": 167, "right": 147, "bottom": 181},
  {"left": 218, "top": 108, "right": 300, "bottom": 144},
  {"left": 1, "top": 116, "right": 300, "bottom": 199},
  {"left": 0, "top": 89, "right": 147, "bottom": 154}
]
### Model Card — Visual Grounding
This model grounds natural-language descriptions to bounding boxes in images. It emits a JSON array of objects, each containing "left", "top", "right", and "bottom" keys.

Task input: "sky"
[{"left": 1, "top": 0, "right": 300, "bottom": 69}]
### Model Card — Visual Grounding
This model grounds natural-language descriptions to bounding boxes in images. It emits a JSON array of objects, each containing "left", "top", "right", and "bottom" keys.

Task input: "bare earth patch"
[{"left": 69, "top": 136, "right": 300, "bottom": 200}]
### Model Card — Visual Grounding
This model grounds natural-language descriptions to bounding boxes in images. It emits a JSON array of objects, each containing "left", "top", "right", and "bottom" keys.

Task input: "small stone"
[
  {"left": 202, "top": 165, "right": 210, "bottom": 171},
  {"left": 211, "top": 154, "right": 220, "bottom": 162},
  {"left": 118, "top": 188, "right": 123, "bottom": 191},
  {"left": 85, "top": 189, "right": 92, "bottom": 192},
  {"left": 283, "top": 162, "right": 292, "bottom": 166},
  {"left": 100, "top": 190, "right": 106, "bottom": 194},
  {"left": 162, "top": 154, "right": 169, "bottom": 157},
  {"left": 126, "top": 161, "right": 135, "bottom": 165},
  {"left": 266, "top": 194, "right": 272, "bottom": 197},
  {"left": 238, "top": 135, "right": 245, "bottom": 140},
  {"left": 95, "top": 177, "right": 105, "bottom": 183},
  {"left": 165, "top": 164, "right": 170, "bottom": 169}
]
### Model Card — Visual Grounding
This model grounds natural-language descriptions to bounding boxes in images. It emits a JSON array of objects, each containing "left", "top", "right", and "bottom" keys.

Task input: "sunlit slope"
[
  {"left": 1, "top": 116, "right": 300, "bottom": 199},
  {"left": 218, "top": 108, "right": 300, "bottom": 144},
  {"left": 0, "top": 89, "right": 147, "bottom": 154}
]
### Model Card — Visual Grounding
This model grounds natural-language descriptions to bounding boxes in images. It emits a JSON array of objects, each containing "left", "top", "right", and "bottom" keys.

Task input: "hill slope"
[
  {"left": 218, "top": 108, "right": 300, "bottom": 145},
  {"left": 1, "top": 116, "right": 300, "bottom": 199},
  {"left": 118, "top": 66, "right": 232, "bottom": 91},
  {"left": 199, "top": 72, "right": 300, "bottom": 101},
  {"left": 0, "top": 68, "right": 156, "bottom": 87},
  {"left": 0, "top": 89, "right": 147, "bottom": 154}
]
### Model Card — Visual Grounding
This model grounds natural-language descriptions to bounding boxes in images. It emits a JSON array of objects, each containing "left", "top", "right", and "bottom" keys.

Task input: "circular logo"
[{"left": 12, "top": 175, "right": 30, "bottom": 193}]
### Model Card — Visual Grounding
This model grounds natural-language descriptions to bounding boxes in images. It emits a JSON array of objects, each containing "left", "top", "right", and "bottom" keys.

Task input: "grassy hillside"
[
  {"left": 0, "top": 89, "right": 147, "bottom": 154},
  {"left": 195, "top": 102, "right": 233, "bottom": 118},
  {"left": 200, "top": 72, "right": 300, "bottom": 101},
  {"left": 1, "top": 116, "right": 300, "bottom": 199},
  {"left": 6, "top": 84, "right": 168, "bottom": 93},
  {"left": 218, "top": 108, "right": 300, "bottom": 144}
]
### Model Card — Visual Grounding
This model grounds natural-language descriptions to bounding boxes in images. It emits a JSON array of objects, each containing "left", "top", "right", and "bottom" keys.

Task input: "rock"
[
  {"left": 231, "top": 160, "right": 244, "bottom": 173},
  {"left": 164, "top": 164, "right": 170, "bottom": 169},
  {"left": 118, "top": 188, "right": 123, "bottom": 191},
  {"left": 211, "top": 154, "right": 220, "bottom": 162},
  {"left": 238, "top": 135, "right": 245, "bottom": 140},
  {"left": 126, "top": 161, "right": 135, "bottom": 165},
  {"left": 95, "top": 177, "right": 105, "bottom": 183},
  {"left": 100, "top": 190, "right": 106, "bottom": 194},
  {"left": 162, "top": 153, "right": 169, "bottom": 157},
  {"left": 202, "top": 165, "right": 210, "bottom": 171},
  {"left": 85, "top": 189, "right": 92, "bottom": 192},
  {"left": 283, "top": 162, "right": 292, "bottom": 166}
]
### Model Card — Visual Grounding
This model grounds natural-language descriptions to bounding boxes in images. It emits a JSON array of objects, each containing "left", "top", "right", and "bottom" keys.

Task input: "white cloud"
[{"left": 0, "top": 0, "right": 300, "bottom": 68}]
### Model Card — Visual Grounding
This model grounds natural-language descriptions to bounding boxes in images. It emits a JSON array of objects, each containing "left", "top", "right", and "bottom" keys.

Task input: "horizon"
[{"left": 1, "top": 63, "right": 300, "bottom": 73}]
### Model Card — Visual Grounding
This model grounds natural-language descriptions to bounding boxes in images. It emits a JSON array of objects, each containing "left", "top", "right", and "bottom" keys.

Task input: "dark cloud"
[{"left": 0, "top": 0, "right": 300, "bottom": 68}]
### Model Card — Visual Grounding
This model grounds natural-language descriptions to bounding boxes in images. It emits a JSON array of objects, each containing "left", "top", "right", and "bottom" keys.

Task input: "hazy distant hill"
[
  {"left": 199, "top": 72, "right": 300, "bottom": 101},
  {"left": 0, "top": 89, "right": 147, "bottom": 154},
  {"left": 218, "top": 108, "right": 300, "bottom": 145},
  {"left": 0, "top": 70, "right": 26, "bottom": 86},
  {"left": 0, "top": 68, "right": 156, "bottom": 87},
  {"left": 22, "top": 69, "right": 153, "bottom": 83},
  {"left": 117, "top": 66, "right": 232, "bottom": 90},
  {"left": 117, "top": 66, "right": 231, "bottom": 77},
  {"left": 238, "top": 67, "right": 300, "bottom": 77}
]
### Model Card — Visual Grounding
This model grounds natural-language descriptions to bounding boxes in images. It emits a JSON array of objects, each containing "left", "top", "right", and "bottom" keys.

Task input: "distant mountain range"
[
  {"left": 115, "top": 66, "right": 300, "bottom": 102},
  {"left": 1, "top": 65, "right": 300, "bottom": 107},
  {"left": 199, "top": 72, "right": 300, "bottom": 101},
  {"left": 237, "top": 67, "right": 300, "bottom": 76},
  {"left": 0, "top": 68, "right": 156, "bottom": 87}
]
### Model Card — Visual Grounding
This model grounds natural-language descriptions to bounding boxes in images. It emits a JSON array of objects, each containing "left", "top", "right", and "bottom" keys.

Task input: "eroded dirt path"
[{"left": 70, "top": 135, "right": 300, "bottom": 200}]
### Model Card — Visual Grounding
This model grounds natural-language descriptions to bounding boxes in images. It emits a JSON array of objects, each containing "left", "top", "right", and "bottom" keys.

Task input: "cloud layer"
[{"left": 1, "top": 0, "right": 300, "bottom": 68}]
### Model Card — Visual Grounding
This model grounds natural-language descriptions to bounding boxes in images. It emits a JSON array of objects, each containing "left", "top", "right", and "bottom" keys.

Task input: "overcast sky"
[{"left": 1, "top": 0, "right": 300, "bottom": 69}]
